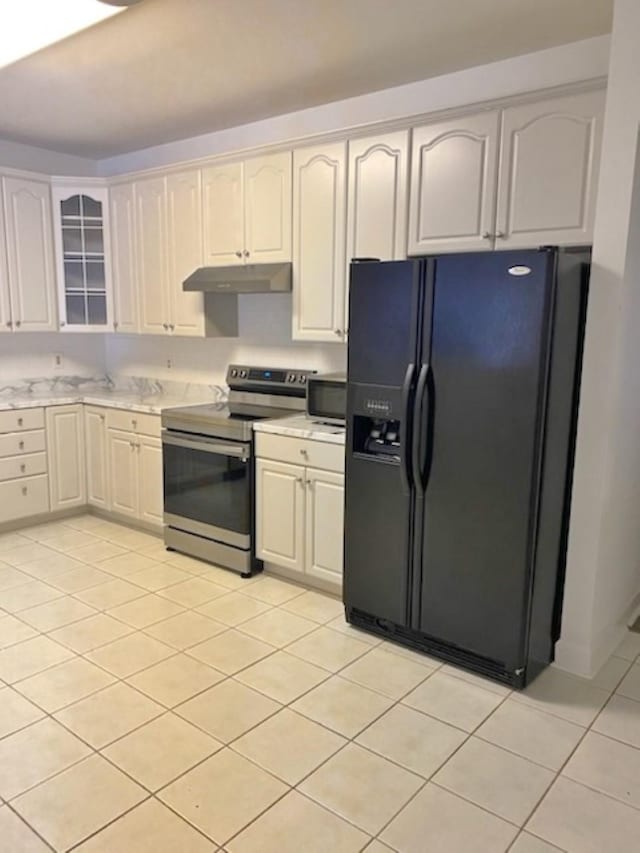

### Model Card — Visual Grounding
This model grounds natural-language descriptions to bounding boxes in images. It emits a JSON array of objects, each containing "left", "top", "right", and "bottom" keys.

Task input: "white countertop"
[
  {"left": 254, "top": 414, "right": 346, "bottom": 445},
  {"left": 0, "top": 391, "right": 210, "bottom": 415}
]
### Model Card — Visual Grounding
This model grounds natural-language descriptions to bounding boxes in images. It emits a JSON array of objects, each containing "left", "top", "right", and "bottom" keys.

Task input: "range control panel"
[{"left": 227, "top": 365, "right": 316, "bottom": 394}]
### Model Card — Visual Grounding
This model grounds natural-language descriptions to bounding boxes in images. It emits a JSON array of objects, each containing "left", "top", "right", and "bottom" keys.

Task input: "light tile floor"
[{"left": 0, "top": 515, "right": 639, "bottom": 852}]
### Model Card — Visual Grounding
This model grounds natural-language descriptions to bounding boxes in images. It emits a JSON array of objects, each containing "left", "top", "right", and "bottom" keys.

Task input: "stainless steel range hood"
[{"left": 183, "top": 263, "right": 292, "bottom": 294}]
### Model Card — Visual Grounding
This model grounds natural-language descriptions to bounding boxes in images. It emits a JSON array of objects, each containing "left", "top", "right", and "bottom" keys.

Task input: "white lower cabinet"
[
  {"left": 108, "top": 429, "right": 138, "bottom": 519},
  {"left": 46, "top": 405, "right": 86, "bottom": 511},
  {"left": 107, "top": 422, "right": 163, "bottom": 529},
  {"left": 256, "top": 435, "right": 345, "bottom": 586},
  {"left": 0, "top": 406, "right": 49, "bottom": 524},
  {"left": 256, "top": 459, "right": 305, "bottom": 572},
  {"left": 138, "top": 436, "right": 163, "bottom": 527},
  {"left": 305, "top": 468, "right": 345, "bottom": 584},
  {"left": 84, "top": 406, "right": 109, "bottom": 509}
]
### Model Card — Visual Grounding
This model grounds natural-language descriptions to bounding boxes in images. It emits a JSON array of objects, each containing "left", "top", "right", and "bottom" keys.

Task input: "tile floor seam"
[
  {"left": 61, "top": 793, "right": 155, "bottom": 853},
  {"left": 4, "top": 801, "right": 57, "bottom": 852},
  {"left": 506, "top": 829, "right": 568, "bottom": 853}
]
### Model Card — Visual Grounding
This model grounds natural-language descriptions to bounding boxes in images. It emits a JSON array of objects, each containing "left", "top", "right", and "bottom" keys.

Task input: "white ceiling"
[{"left": 0, "top": 0, "right": 613, "bottom": 159}]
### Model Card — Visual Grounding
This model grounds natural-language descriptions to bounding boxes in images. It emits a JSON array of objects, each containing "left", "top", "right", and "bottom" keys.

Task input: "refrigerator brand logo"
[{"left": 508, "top": 266, "right": 532, "bottom": 277}]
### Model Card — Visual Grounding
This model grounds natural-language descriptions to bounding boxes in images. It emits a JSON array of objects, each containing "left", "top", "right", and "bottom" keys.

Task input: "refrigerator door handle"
[
  {"left": 399, "top": 363, "right": 416, "bottom": 494},
  {"left": 412, "top": 363, "right": 431, "bottom": 492}
]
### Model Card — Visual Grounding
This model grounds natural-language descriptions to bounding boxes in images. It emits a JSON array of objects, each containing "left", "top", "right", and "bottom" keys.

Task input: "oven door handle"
[{"left": 161, "top": 431, "right": 249, "bottom": 460}]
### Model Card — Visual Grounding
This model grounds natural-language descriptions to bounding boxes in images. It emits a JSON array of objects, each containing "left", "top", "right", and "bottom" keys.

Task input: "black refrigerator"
[{"left": 344, "top": 248, "right": 589, "bottom": 688}]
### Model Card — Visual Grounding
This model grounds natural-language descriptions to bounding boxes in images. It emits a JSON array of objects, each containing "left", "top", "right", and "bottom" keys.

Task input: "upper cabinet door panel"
[
  {"left": 135, "top": 177, "right": 168, "bottom": 335},
  {"left": 110, "top": 182, "right": 138, "bottom": 333},
  {"left": 347, "top": 130, "right": 409, "bottom": 263},
  {"left": 496, "top": 90, "right": 605, "bottom": 248},
  {"left": 166, "top": 169, "right": 204, "bottom": 336},
  {"left": 244, "top": 152, "right": 292, "bottom": 263},
  {"left": 292, "top": 142, "right": 347, "bottom": 342},
  {"left": 202, "top": 161, "right": 244, "bottom": 266},
  {"left": 408, "top": 111, "right": 500, "bottom": 255},
  {"left": 2, "top": 177, "right": 57, "bottom": 331},
  {"left": 0, "top": 187, "right": 11, "bottom": 333}
]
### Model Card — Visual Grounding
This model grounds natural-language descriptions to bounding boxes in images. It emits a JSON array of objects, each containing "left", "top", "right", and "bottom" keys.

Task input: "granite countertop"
[
  {"left": 0, "top": 391, "right": 212, "bottom": 415},
  {"left": 255, "top": 414, "right": 346, "bottom": 445}
]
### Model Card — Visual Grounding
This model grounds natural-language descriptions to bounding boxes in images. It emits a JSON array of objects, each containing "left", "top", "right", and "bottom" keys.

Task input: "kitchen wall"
[
  {"left": 104, "top": 294, "right": 346, "bottom": 385},
  {"left": 556, "top": 0, "right": 640, "bottom": 677},
  {"left": 0, "top": 333, "right": 105, "bottom": 385},
  {"left": 99, "top": 35, "right": 610, "bottom": 176}
]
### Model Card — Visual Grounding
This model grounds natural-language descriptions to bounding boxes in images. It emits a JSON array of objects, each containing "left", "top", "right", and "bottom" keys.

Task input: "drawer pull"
[
  {"left": 132, "top": 419, "right": 137, "bottom": 428},
  {"left": 20, "top": 464, "right": 26, "bottom": 473},
  {"left": 19, "top": 440, "right": 24, "bottom": 450},
  {"left": 17, "top": 417, "right": 23, "bottom": 427},
  {"left": 300, "top": 448, "right": 308, "bottom": 457},
  {"left": 21, "top": 486, "right": 27, "bottom": 496}
]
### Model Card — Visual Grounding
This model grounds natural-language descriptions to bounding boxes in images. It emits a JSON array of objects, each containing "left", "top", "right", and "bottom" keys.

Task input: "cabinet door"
[
  {"left": 2, "top": 176, "right": 57, "bottom": 331},
  {"left": 305, "top": 468, "right": 344, "bottom": 585},
  {"left": 110, "top": 182, "right": 139, "bottom": 333},
  {"left": 496, "top": 89, "right": 605, "bottom": 248},
  {"left": 137, "top": 436, "right": 163, "bottom": 528},
  {"left": 46, "top": 405, "right": 86, "bottom": 511},
  {"left": 244, "top": 152, "right": 292, "bottom": 263},
  {"left": 292, "top": 142, "right": 347, "bottom": 342},
  {"left": 166, "top": 170, "right": 204, "bottom": 336},
  {"left": 85, "top": 406, "right": 109, "bottom": 510},
  {"left": 52, "top": 186, "right": 112, "bottom": 332},
  {"left": 136, "top": 177, "right": 169, "bottom": 335},
  {"left": 202, "top": 161, "right": 244, "bottom": 266},
  {"left": 108, "top": 429, "right": 138, "bottom": 519},
  {"left": 0, "top": 187, "right": 11, "bottom": 333},
  {"left": 256, "top": 458, "right": 305, "bottom": 572},
  {"left": 408, "top": 111, "right": 500, "bottom": 255}
]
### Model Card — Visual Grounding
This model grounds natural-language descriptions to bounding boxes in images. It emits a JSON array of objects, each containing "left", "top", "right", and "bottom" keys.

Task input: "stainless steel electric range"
[{"left": 161, "top": 364, "right": 314, "bottom": 576}]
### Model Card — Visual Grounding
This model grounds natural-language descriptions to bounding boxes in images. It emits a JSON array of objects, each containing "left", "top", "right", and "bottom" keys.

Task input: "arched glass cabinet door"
[{"left": 52, "top": 184, "right": 113, "bottom": 331}]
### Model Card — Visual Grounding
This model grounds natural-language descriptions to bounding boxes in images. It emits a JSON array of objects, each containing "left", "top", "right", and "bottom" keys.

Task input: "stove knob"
[
  {"left": 240, "top": 370, "right": 248, "bottom": 379},
  {"left": 288, "top": 375, "right": 296, "bottom": 383},
  {"left": 230, "top": 368, "right": 238, "bottom": 378},
  {"left": 299, "top": 375, "right": 306, "bottom": 384}
]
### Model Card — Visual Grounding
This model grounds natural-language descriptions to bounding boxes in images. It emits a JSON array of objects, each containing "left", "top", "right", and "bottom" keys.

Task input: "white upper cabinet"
[
  {"left": 0, "top": 193, "right": 10, "bottom": 334},
  {"left": 202, "top": 152, "right": 292, "bottom": 266},
  {"left": 166, "top": 169, "right": 204, "bottom": 336},
  {"left": 52, "top": 184, "right": 113, "bottom": 333},
  {"left": 110, "top": 182, "right": 138, "bottom": 333},
  {"left": 136, "top": 176, "right": 170, "bottom": 336},
  {"left": 292, "top": 142, "right": 347, "bottom": 342},
  {"left": 495, "top": 89, "right": 605, "bottom": 248},
  {"left": 244, "top": 152, "right": 292, "bottom": 263},
  {"left": 2, "top": 176, "right": 57, "bottom": 331},
  {"left": 347, "top": 130, "right": 409, "bottom": 263},
  {"left": 408, "top": 111, "right": 500, "bottom": 255},
  {"left": 202, "top": 161, "right": 244, "bottom": 266}
]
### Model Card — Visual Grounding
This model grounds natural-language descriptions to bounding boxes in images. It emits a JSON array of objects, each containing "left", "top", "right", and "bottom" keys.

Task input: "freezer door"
[
  {"left": 344, "top": 259, "right": 424, "bottom": 626},
  {"left": 417, "top": 250, "right": 554, "bottom": 669}
]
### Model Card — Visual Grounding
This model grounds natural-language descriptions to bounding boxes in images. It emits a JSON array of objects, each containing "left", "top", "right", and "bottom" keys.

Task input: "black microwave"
[{"left": 306, "top": 373, "right": 347, "bottom": 425}]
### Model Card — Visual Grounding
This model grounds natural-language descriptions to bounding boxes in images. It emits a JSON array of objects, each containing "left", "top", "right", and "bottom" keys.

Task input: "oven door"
[{"left": 162, "top": 431, "right": 251, "bottom": 548}]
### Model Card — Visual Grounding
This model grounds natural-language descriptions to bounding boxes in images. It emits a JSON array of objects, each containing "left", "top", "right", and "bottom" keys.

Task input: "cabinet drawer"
[
  {"left": 0, "top": 408, "right": 45, "bottom": 434},
  {"left": 0, "top": 452, "right": 47, "bottom": 482},
  {"left": 0, "top": 430, "right": 46, "bottom": 458},
  {"left": 255, "top": 433, "right": 345, "bottom": 473},
  {"left": 106, "top": 409, "right": 160, "bottom": 437},
  {"left": 0, "top": 474, "right": 50, "bottom": 524}
]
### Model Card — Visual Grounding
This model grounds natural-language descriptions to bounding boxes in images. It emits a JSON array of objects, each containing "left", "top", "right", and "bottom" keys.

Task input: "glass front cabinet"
[{"left": 51, "top": 183, "right": 113, "bottom": 331}]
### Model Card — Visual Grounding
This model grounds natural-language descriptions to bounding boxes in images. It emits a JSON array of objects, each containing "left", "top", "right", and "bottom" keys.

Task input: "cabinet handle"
[
  {"left": 495, "top": 231, "right": 505, "bottom": 239},
  {"left": 18, "top": 440, "right": 24, "bottom": 450},
  {"left": 20, "top": 463, "right": 26, "bottom": 473},
  {"left": 299, "top": 448, "right": 308, "bottom": 457},
  {"left": 296, "top": 476, "right": 304, "bottom": 484},
  {"left": 113, "top": 321, "right": 119, "bottom": 331},
  {"left": 6, "top": 321, "right": 12, "bottom": 329},
  {"left": 60, "top": 322, "right": 66, "bottom": 327},
  {"left": 130, "top": 441, "right": 135, "bottom": 449},
  {"left": 481, "top": 231, "right": 491, "bottom": 239},
  {"left": 132, "top": 419, "right": 137, "bottom": 428},
  {"left": 15, "top": 320, "right": 21, "bottom": 328},
  {"left": 169, "top": 324, "right": 175, "bottom": 331},
  {"left": 22, "top": 486, "right": 27, "bottom": 496},
  {"left": 163, "top": 323, "right": 169, "bottom": 331},
  {"left": 100, "top": 414, "right": 105, "bottom": 421},
  {"left": 334, "top": 329, "right": 343, "bottom": 337},
  {"left": 307, "top": 479, "right": 314, "bottom": 489},
  {"left": 17, "top": 417, "right": 23, "bottom": 427},
  {"left": 235, "top": 250, "right": 242, "bottom": 258},
  {"left": 243, "top": 250, "right": 250, "bottom": 258}
]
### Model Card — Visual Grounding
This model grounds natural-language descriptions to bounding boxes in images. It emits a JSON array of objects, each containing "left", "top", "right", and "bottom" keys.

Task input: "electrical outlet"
[{"left": 53, "top": 353, "right": 63, "bottom": 370}]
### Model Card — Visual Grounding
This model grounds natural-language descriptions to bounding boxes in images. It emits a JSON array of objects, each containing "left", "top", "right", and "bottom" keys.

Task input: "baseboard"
[
  {"left": 263, "top": 561, "right": 342, "bottom": 598},
  {"left": 0, "top": 504, "right": 162, "bottom": 539}
]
